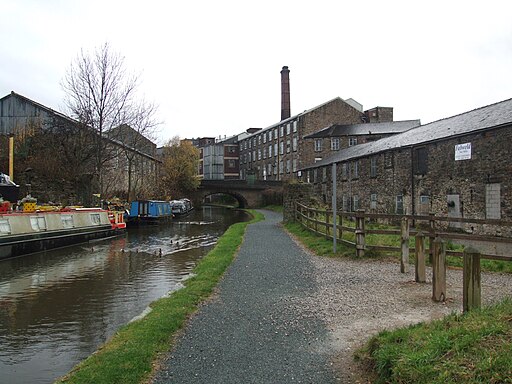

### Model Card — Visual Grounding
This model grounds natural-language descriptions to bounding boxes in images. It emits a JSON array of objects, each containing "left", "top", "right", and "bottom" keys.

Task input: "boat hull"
[{"left": 0, "top": 225, "right": 123, "bottom": 260}]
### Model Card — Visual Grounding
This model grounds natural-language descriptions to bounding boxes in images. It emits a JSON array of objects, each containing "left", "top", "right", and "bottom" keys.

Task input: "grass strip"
[
  {"left": 356, "top": 299, "right": 512, "bottom": 384},
  {"left": 56, "top": 210, "right": 264, "bottom": 384}
]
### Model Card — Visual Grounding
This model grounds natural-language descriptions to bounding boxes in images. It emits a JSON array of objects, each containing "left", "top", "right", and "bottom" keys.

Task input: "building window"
[
  {"left": 314, "top": 139, "right": 323, "bottom": 152},
  {"left": 353, "top": 161, "right": 359, "bottom": 178},
  {"left": 286, "top": 160, "right": 291, "bottom": 173},
  {"left": 280, "top": 125, "right": 284, "bottom": 136},
  {"left": 258, "top": 149, "right": 261, "bottom": 160},
  {"left": 370, "top": 157, "right": 377, "bottom": 177},
  {"left": 274, "top": 128, "right": 278, "bottom": 139},
  {"left": 252, "top": 150, "right": 256, "bottom": 161},
  {"left": 384, "top": 152, "right": 393, "bottom": 168},
  {"left": 292, "top": 159, "right": 297, "bottom": 172},
  {"left": 280, "top": 141, "right": 284, "bottom": 155},
  {"left": 274, "top": 143, "right": 278, "bottom": 157},
  {"left": 322, "top": 167, "right": 327, "bottom": 181},
  {"left": 267, "top": 163, "right": 272, "bottom": 176},
  {"left": 349, "top": 137, "right": 358, "bottom": 146},
  {"left": 414, "top": 147, "right": 428, "bottom": 175},
  {"left": 396, "top": 195, "right": 404, "bottom": 214},
  {"left": 258, "top": 135, "right": 262, "bottom": 145},
  {"left": 268, "top": 144, "right": 272, "bottom": 158},
  {"left": 331, "top": 138, "right": 340, "bottom": 151},
  {"left": 263, "top": 133, "right": 267, "bottom": 144},
  {"left": 486, "top": 183, "right": 501, "bottom": 219},
  {"left": 370, "top": 193, "right": 377, "bottom": 210},
  {"left": 286, "top": 123, "right": 291, "bottom": 135},
  {"left": 341, "top": 163, "right": 348, "bottom": 179},
  {"left": 279, "top": 161, "right": 284, "bottom": 174},
  {"left": 293, "top": 120, "right": 297, "bottom": 132},
  {"left": 248, "top": 140, "right": 251, "bottom": 149},
  {"left": 292, "top": 136, "right": 298, "bottom": 151},
  {"left": 286, "top": 139, "right": 291, "bottom": 153},
  {"left": 248, "top": 152, "right": 252, "bottom": 162},
  {"left": 353, "top": 195, "right": 359, "bottom": 211},
  {"left": 263, "top": 147, "right": 267, "bottom": 159},
  {"left": 342, "top": 195, "right": 349, "bottom": 212}
]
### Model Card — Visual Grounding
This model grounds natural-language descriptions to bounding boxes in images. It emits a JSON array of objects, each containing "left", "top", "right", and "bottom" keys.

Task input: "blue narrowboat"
[{"left": 126, "top": 200, "right": 173, "bottom": 225}]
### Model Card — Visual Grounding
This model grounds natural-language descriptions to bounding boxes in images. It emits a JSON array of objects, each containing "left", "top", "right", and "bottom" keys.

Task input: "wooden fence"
[{"left": 294, "top": 202, "right": 512, "bottom": 313}]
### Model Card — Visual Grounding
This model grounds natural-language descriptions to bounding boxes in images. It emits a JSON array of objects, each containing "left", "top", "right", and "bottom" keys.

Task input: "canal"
[{"left": 0, "top": 206, "right": 250, "bottom": 384}]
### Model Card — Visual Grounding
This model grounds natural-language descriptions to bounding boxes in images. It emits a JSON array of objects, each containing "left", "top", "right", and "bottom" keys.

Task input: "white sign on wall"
[{"left": 455, "top": 142, "right": 471, "bottom": 161}]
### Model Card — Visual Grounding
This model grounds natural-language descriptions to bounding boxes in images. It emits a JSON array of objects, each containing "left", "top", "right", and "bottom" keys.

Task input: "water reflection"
[{"left": 0, "top": 207, "right": 249, "bottom": 384}]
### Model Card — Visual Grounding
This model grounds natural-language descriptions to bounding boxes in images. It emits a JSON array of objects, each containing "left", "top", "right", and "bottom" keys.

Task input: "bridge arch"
[{"left": 200, "top": 190, "right": 249, "bottom": 208}]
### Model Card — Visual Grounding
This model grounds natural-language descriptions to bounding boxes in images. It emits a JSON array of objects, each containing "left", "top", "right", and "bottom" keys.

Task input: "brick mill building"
[
  {"left": 302, "top": 97, "right": 512, "bottom": 227},
  {"left": 238, "top": 66, "right": 419, "bottom": 181}
]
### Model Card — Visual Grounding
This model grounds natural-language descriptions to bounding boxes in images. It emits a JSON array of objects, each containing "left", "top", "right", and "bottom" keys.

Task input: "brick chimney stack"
[{"left": 280, "top": 66, "right": 290, "bottom": 121}]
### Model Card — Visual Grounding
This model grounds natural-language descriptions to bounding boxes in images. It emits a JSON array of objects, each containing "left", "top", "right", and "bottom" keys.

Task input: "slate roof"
[
  {"left": 242, "top": 97, "right": 359, "bottom": 139},
  {"left": 304, "top": 120, "right": 421, "bottom": 139},
  {"left": 303, "top": 97, "right": 512, "bottom": 170}
]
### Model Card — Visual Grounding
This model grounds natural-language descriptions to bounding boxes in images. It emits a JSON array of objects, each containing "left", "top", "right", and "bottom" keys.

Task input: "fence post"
[
  {"left": 400, "top": 217, "right": 409, "bottom": 273},
  {"left": 463, "top": 247, "right": 481, "bottom": 313},
  {"left": 355, "top": 210, "right": 365, "bottom": 257},
  {"left": 338, "top": 212, "right": 342, "bottom": 242},
  {"left": 415, "top": 231, "right": 426, "bottom": 283},
  {"left": 428, "top": 212, "right": 436, "bottom": 264},
  {"left": 432, "top": 237, "right": 446, "bottom": 302},
  {"left": 314, "top": 209, "right": 318, "bottom": 233}
]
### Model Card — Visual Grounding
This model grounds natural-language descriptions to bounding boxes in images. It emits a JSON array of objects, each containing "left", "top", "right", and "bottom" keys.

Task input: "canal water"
[{"left": 0, "top": 206, "right": 250, "bottom": 384}]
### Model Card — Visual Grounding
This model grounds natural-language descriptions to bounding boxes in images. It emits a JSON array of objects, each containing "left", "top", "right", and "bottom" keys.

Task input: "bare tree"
[{"left": 62, "top": 42, "right": 142, "bottom": 197}]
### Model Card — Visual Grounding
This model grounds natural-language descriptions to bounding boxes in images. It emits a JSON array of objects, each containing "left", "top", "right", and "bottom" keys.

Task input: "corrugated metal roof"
[
  {"left": 305, "top": 119, "right": 421, "bottom": 138},
  {"left": 304, "top": 97, "right": 512, "bottom": 170}
]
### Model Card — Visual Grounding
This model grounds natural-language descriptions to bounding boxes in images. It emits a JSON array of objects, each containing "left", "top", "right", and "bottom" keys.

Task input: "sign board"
[{"left": 455, "top": 143, "right": 471, "bottom": 161}]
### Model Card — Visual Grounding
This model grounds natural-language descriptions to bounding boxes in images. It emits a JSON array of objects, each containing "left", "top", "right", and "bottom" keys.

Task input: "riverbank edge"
[{"left": 55, "top": 210, "right": 264, "bottom": 384}]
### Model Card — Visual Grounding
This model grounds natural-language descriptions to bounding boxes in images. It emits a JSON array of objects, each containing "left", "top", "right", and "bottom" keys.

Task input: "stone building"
[
  {"left": 302, "top": 97, "right": 512, "bottom": 228},
  {"left": 0, "top": 91, "right": 159, "bottom": 204}
]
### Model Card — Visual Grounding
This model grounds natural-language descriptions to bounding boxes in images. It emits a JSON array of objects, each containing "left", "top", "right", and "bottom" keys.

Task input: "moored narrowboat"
[
  {"left": 170, "top": 198, "right": 194, "bottom": 216},
  {"left": 0, "top": 205, "right": 126, "bottom": 260},
  {"left": 126, "top": 200, "right": 173, "bottom": 225}
]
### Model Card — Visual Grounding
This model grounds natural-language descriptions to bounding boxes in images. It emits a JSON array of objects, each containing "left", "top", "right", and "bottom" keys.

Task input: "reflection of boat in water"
[
  {"left": 0, "top": 204, "right": 126, "bottom": 260},
  {"left": 170, "top": 198, "right": 194, "bottom": 216},
  {"left": 126, "top": 200, "right": 173, "bottom": 225}
]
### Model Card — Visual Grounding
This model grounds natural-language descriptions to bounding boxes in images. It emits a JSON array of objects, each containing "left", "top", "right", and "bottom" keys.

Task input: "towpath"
[{"left": 152, "top": 210, "right": 339, "bottom": 383}]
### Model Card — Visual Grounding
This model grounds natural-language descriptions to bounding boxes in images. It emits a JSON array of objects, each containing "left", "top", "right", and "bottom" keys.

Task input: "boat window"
[
  {"left": 30, "top": 216, "right": 47, "bottom": 231},
  {"left": 90, "top": 213, "right": 101, "bottom": 225},
  {"left": 0, "top": 218, "right": 11, "bottom": 234},
  {"left": 61, "top": 214, "right": 74, "bottom": 228}
]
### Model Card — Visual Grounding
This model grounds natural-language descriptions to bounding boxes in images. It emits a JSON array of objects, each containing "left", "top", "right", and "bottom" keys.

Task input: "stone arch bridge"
[{"left": 191, "top": 180, "right": 283, "bottom": 208}]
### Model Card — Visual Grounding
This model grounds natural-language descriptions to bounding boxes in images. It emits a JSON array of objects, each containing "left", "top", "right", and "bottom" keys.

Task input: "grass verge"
[
  {"left": 55, "top": 210, "right": 264, "bottom": 384},
  {"left": 355, "top": 299, "right": 512, "bottom": 384}
]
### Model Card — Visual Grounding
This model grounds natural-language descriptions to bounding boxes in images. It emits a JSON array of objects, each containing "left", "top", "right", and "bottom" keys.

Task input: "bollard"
[
  {"left": 463, "top": 247, "right": 481, "bottom": 313},
  {"left": 415, "top": 232, "right": 426, "bottom": 283},
  {"left": 432, "top": 237, "right": 446, "bottom": 302},
  {"left": 400, "top": 217, "right": 409, "bottom": 273}
]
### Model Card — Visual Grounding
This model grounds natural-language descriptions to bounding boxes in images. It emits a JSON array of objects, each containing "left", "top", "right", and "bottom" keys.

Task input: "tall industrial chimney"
[{"left": 280, "top": 66, "right": 290, "bottom": 121}]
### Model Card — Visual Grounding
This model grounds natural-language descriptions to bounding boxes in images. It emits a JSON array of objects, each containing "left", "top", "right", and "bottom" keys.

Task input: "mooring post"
[
  {"left": 415, "top": 231, "right": 426, "bottom": 283},
  {"left": 400, "top": 216, "right": 410, "bottom": 273},
  {"left": 432, "top": 237, "right": 446, "bottom": 302},
  {"left": 355, "top": 210, "right": 365, "bottom": 258},
  {"left": 463, "top": 247, "right": 481, "bottom": 313}
]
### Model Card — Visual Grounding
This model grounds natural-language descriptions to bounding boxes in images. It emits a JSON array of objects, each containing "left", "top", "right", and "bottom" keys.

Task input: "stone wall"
[{"left": 283, "top": 182, "right": 315, "bottom": 222}]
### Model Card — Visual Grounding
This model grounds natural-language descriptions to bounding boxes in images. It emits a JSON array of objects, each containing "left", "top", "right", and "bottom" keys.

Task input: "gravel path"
[{"left": 152, "top": 210, "right": 512, "bottom": 383}]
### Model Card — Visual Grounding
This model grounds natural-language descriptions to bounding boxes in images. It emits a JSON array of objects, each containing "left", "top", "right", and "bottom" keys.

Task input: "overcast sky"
[{"left": 1, "top": 0, "right": 511, "bottom": 145}]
